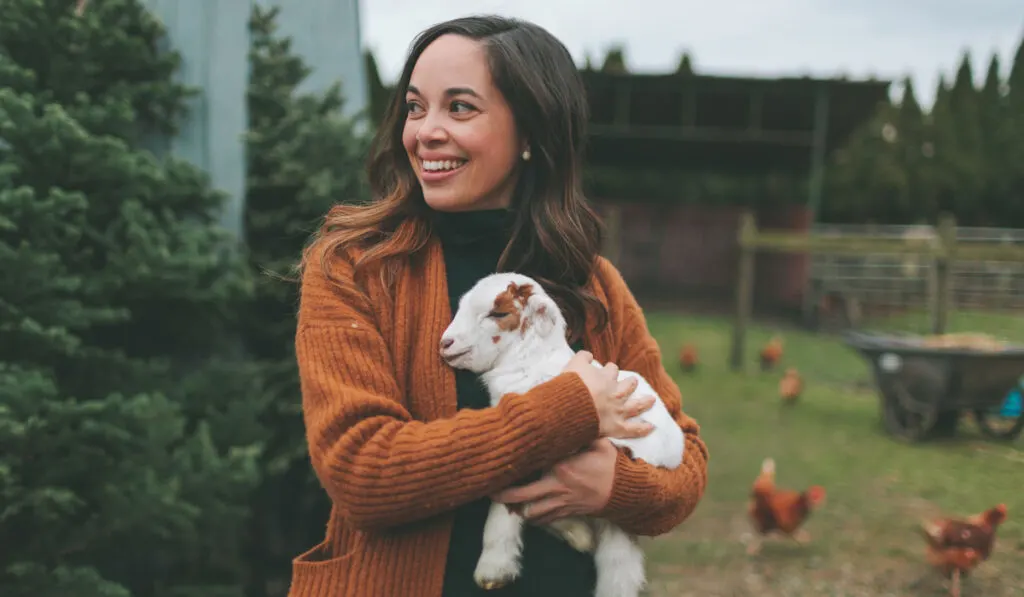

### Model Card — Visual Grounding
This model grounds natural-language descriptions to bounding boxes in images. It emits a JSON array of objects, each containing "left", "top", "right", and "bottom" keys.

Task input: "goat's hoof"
[
  {"left": 474, "top": 556, "right": 520, "bottom": 590},
  {"left": 564, "top": 530, "right": 594, "bottom": 553},
  {"left": 559, "top": 524, "right": 595, "bottom": 553}
]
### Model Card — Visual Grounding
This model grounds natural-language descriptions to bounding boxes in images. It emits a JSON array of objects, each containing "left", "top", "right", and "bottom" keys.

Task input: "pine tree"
[
  {"left": 896, "top": 77, "right": 939, "bottom": 219},
  {"left": 1007, "top": 32, "right": 1024, "bottom": 217},
  {"left": 241, "top": 6, "right": 371, "bottom": 594},
  {"left": 0, "top": 1, "right": 265, "bottom": 595},
  {"left": 977, "top": 53, "right": 1012, "bottom": 218},
  {"left": 601, "top": 46, "right": 628, "bottom": 74},
  {"left": 927, "top": 72, "right": 963, "bottom": 218},
  {"left": 944, "top": 52, "right": 986, "bottom": 221},
  {"left": 363, "top": 49, "right": 390, "bottom": 126},
  {"left": 822, "top": 97, "right": 913, "bottom": 223},
  {"left": 676, "top": 52, "right": 695, "bottom": 75}
]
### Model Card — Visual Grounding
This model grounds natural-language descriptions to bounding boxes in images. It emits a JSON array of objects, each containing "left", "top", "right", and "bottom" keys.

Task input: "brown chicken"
[
  {"left": 779, "top": 368, "right": 803, "bottom": 405},
  {"left": 746, "top": 457, "right": 826, "bottom": 555},
  {"left": 679, "top": 344, "right": 698, "bottom": 373},
  {"left": 760, "top": 336, "right": 783, "bottom": 371},
  {"left": 918, "top": 504, "right": 1008, "bottom": 597}
]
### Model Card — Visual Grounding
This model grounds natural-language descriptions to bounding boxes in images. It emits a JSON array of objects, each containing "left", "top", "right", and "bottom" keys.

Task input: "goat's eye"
[{"left": 488, "top": 311, "right": 509, "bottom": 319}]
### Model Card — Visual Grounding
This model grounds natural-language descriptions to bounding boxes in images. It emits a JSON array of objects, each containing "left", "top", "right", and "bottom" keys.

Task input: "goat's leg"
[
  {"left": 593, "top": 523, "right": 646, "bottom": 597},
  {"left": 474, "top": 502, "right": 525, "bottom": 590},
  {"left": 545, "top": 516, "right": 595, "bottom": 552}
]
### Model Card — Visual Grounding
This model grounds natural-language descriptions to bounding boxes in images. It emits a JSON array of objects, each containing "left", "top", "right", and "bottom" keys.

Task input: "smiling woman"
[
  {"left": 289, "top": 14, "right": 708, "bottom": 597},
  {"left": 401, "top": 34, "right": 524, "bottom": 212}
]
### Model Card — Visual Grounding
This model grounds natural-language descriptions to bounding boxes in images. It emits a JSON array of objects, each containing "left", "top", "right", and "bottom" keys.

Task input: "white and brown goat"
[{"left": 440, "top": 272, "right": 685, "bottom": 597}]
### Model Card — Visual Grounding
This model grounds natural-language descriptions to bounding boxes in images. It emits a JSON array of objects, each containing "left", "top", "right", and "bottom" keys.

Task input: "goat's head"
[{"left": 439, "top": 272, "right": 564, "bottom": 372}]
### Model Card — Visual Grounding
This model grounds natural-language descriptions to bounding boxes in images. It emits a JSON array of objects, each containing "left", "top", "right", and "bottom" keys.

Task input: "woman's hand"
[
  {"left": 563, "top": 351, "right": 656, "bottom": 439},
  {"left": 492, "top": 439, "right": 621, "bottom": 525}
]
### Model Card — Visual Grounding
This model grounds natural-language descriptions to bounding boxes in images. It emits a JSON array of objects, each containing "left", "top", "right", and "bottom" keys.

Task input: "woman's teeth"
[{"left": 422, "top": 159, "right": 466, "bottom": 172}]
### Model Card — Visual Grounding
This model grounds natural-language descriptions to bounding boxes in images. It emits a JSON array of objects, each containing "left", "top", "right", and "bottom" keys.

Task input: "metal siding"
[
  {"left": 136, "top": 0, "right": 366, "bottom": 238},
  {"left": 257, "top": 0, "right": 369, "bottom": 118},
  {"left": 140, "top": 0, "right": 249, "bottom": 238}
]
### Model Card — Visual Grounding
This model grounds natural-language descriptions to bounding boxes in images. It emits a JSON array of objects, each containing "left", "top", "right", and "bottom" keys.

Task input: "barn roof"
[{"left": 581, "top": 70, "right": 892, "bottom": 172}]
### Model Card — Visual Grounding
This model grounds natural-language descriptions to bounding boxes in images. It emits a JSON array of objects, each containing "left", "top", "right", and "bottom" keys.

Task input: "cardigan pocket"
[{"left": 288, "top": 537, "right": 355, "bottom": 596}]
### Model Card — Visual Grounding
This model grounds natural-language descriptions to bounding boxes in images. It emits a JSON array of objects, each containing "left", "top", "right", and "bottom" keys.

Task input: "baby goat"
[{"left": 440, "top": 272, "right": 685, "bottom": 597}]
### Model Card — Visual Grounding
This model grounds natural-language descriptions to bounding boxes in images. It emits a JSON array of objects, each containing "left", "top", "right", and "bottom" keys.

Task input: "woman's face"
[{"left": 402, "top": 34, "right": 525, "bottom": 212}]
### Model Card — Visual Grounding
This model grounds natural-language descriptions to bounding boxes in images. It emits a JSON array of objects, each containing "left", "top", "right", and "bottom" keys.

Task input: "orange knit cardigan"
[{"left": 289, "top": 236, "right": 708, "bottom": 597}]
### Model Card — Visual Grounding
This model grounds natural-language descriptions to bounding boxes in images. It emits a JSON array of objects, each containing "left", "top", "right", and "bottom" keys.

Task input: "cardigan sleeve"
[
  {"left": 591, "top": 258, "right": 709, "bottom": 537},
  {"left": 295, "top": 249, "right": 601, "bottom": 532}
]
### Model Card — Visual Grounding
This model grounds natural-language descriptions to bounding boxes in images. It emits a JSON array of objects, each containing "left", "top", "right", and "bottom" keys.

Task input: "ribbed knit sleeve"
[
  {"left": 295, "top": 253, "right": 601, "bottom": 532},
  {"left": 592, "top": 258, "right": 709, "bottom": 536}
]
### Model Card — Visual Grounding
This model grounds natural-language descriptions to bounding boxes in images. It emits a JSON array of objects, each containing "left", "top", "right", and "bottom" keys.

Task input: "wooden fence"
[{"left": 729, "top": 211, "right": 1024, "bottom": 370}]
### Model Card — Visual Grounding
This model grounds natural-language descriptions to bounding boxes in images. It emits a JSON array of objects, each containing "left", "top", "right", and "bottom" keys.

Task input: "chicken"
[
  {"left": 679, "top": 344, "right": 698, "bottom": 373},
  {"left": 759, "top": 336, "right": 783, "bottom": 371},
  {"left": 779, "top": 368, "right": 802, "bottom": 405},
  {"left": 918, "top": 504, "right": 1008, "bottom": 597},
  {"left": 746, "top": 457, "right": 826, "bottom": 555}
]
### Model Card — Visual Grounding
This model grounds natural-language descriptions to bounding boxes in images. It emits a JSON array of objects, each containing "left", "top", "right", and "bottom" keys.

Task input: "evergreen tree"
[
  {"left": 944, "top": 52, "right": 986, "bottom": 220},
  {"left": 363, "top": 49, "right": 390, "bottom": 126},
  {"left": 977, "top": 53, "right": 1012, "bottom": 218},
  {"left": 676, "top": 52, "right": 695, "bottom": 75},
  {"left": 1007, "top": 33, "right": 1024, "bottom": 217},
  {"left": 0, "top": 1, "right": 264, "bottom": 595},
  {"left": 822, "top": 97, "right": 914, "bottom": 223},
  {"left": 601, "top": 46, "right": 628, "bottom": 74},
  {"left": 896, "top": 77, "right": 939, "bottom": 219},
  {"left": 925, "top": 72, "right": 966, "bottom": 219},
  {"left": 242, "top": 6, "right": 371, "bottom": 594}
]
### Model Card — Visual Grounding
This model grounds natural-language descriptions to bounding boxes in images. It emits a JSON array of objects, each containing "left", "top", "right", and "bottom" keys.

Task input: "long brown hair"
[{"left": 301, "top": 15, "right": 607, "bottom": 341}]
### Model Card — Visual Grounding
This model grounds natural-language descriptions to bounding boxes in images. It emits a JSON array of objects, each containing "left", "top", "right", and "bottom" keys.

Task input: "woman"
[{"left": 290, "top": 14, "right": 708, "bottom": 597}]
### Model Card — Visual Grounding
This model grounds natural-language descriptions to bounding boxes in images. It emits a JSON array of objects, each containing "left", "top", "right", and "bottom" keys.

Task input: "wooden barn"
[{"left": 583, "top": 70, "right": 891, "bottom": 312}]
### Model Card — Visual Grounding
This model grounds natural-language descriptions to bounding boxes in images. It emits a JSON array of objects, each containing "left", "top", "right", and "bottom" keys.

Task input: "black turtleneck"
[{"left": 434, "top": 209, "right": 596, "bottom": 597}]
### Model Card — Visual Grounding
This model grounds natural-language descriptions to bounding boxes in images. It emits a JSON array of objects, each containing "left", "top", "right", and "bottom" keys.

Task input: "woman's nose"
[{"left": 417, "top": 114, "right": 449, "bottom": 144}]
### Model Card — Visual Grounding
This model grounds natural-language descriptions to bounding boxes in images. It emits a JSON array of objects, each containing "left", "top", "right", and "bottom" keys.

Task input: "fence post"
[
  {"left": 930, "top": 214, "right": 957, "bottom": 334},
  {"left": 730, "top": 210, "right": 757, "bottom": 371}
]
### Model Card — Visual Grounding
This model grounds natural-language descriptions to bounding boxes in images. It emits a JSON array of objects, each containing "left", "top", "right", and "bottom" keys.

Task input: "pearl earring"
[{"left": 522, "top": 148, "right": 531, "bottom": 161}]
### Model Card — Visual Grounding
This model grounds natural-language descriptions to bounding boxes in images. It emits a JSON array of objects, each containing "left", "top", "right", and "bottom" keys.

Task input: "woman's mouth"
[{"left": 420, "top": 158, "right": 467, "bottom": 182}]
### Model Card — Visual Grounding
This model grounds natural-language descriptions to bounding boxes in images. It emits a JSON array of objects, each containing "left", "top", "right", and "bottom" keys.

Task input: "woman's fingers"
[
  {"left": 623, "top": 395, "right": 656, "bottom": 419},
  {"left": 614, "top": 420, "right": 655, "bottom": 439},
  {"left": 614, "top": 376, "right": 638, "bottom": 401}
]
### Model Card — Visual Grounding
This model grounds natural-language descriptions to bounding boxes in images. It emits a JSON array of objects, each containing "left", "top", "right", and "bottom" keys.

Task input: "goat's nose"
[{"left": 440, "top": 338, "right": 454, "bottom": 350}]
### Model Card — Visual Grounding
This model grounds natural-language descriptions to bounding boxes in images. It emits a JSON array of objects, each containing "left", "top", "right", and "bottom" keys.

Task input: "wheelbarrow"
[{"left": 844, "top": 330, "right": 1024, "bottom": 442}]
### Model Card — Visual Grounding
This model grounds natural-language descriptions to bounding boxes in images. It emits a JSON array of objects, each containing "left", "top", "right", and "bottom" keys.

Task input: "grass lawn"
[{"left": 639, "top": 310, "right": 1024, "bottom": 597}]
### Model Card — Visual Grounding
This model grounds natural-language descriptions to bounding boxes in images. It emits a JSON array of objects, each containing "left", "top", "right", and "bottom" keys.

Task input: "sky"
[{"left": 360, "top": 0, "right": 1024, "bottom": 108}]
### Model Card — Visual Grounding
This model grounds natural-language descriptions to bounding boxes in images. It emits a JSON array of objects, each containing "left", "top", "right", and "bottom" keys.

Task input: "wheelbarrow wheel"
[
  {"left": 881, "top": 384, "right": 940, "bottom": 442},
  {"left": 973, "top": 410, "right": 1024, "bottom": 441}
]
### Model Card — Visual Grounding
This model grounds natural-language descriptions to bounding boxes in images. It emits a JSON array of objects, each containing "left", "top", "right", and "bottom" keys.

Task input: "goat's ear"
[
  {"left": 506, "top": 282, "right": 534, "bottom": 306},
  {"left": 523, "top": 296, "right": 558, "bottom": 337}
]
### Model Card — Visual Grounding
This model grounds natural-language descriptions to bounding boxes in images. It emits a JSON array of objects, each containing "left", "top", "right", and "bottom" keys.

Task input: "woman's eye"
[
  {"left": 405, "top": 101, "right": 422, "bottom": 114},
  {"left": 451, "top": 101, "right": 474, "bottom": 114}
]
